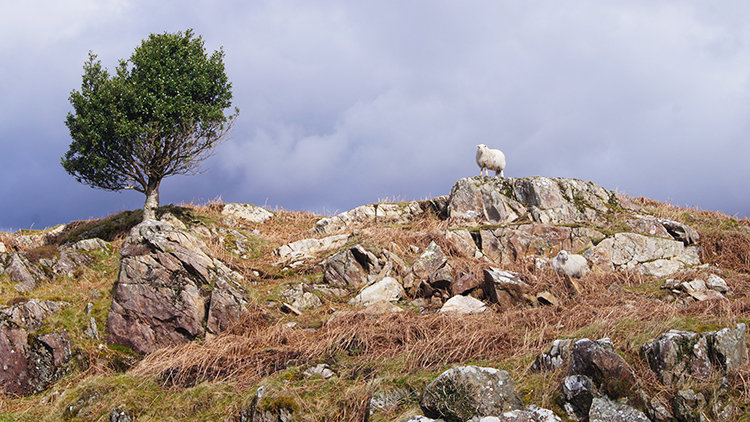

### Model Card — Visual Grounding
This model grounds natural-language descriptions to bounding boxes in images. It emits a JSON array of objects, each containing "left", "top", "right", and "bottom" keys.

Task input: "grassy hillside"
[{"left": 0, "top": 197, "right": 749, "bottom": 421}]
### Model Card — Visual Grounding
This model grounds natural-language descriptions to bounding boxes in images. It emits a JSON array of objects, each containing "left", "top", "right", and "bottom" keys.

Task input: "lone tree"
[{"left": 62, "top": 29, "right": 237, "bottom": 220}]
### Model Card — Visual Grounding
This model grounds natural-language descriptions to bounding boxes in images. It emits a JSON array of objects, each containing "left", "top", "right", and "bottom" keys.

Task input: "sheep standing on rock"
[
  {"left": 476, "top": 144, "right": 506, "bottom": 177},
  {"left": 552, "top": 250, "right": 589, "bottom": 278}
]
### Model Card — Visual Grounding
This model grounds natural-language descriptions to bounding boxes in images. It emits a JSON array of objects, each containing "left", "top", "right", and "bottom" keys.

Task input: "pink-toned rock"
[{"left": 106, "top": 220, "right": 248, "bottom": 355}]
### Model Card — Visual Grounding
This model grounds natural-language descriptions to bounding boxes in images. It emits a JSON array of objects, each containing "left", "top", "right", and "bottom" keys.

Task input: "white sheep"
[
  {"left": 552, "top": 250, "right": 589, "bottom": 279},
  {"left": 476, "top": 144, "right": 506, "bottom": 177}
]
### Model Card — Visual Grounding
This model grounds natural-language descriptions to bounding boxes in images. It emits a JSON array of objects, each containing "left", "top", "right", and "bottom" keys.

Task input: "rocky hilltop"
[{"left": 0, "top": 176, "right": 748, "bottom": 421}]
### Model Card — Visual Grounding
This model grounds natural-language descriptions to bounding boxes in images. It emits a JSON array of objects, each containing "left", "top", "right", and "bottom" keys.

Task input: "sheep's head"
[
  {"left": 555, "top": 250, "right": 569, "bottom": 263},
  {"left": 477, "top": 144, "right": 487, "bottom": 151}
]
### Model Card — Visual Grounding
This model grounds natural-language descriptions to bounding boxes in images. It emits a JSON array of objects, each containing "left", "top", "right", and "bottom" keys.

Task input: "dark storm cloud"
[{"left": 2, "top": 1, "right": 750, "bottom": 231}]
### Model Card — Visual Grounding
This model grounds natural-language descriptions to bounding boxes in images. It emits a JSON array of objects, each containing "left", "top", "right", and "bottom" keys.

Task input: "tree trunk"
[{"left": 143, "top": 180, "right": 160, "bottom": 221}]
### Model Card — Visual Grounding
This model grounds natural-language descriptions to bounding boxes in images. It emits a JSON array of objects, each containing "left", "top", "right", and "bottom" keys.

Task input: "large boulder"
[
  {"left": 106, "top": 220, "right": 249, "bottom": 354},
  {"left": 420, "top": 366, "right": 523, "bottom": 422}
]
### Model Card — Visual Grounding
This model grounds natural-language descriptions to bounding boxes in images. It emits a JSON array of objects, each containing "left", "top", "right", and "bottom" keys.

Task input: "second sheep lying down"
[{"left": 552, "top": 250, "right": 589, "bottom": 278}]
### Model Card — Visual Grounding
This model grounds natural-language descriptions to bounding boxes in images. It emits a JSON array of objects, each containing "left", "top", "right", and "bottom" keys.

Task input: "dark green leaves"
[{"left": 62, "top": 30, "right": 236, "bottom": 199}]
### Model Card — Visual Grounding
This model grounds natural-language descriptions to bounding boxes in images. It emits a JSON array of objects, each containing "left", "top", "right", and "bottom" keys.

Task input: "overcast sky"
[{"left": 2, "top": 1, "right": 750, "bottom": 231}]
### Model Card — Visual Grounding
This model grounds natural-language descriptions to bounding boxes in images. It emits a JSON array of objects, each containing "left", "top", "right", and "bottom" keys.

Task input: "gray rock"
[
  {"left": 0, "top": 299, "right": 69, "bottom": 331},
  {"left": 588, "top": 232, "right": 700, "bottom": 276},
  {"left": 483, "top": 268, "right": 534, "bottom": 307},
  {"left": 672, "top": 389, "right": 705, "bottom": 422},
  {"left": 7, "top": 253, "right": 48, "bottom": 292},
  {"left": 470, "top": 405, "right": 563, "bottom": 421},
  {"left": 349, "top": 277, "right": 405, "bottom": 307},
  {"left": 322, "top": 249, "right": 367, "bottom": 288},
  {"left": 658, "top": 218, "right": 700, "bottom": 245},
  {"left": 439, "top": 295, "right": 487, "bottom": 314},
  {"left": 314, "top": 200, "right": 436, "bottom": 235},
  {"left": 109, "top": 407, "right": 133, "bottom": 422},
  {"left": 705, "top": 274, "right": 731, "bottom": 294},
  {"left": 707, "top": 323, "right": 748, "bottom": 373},
  {"left": 221, "top": 203, "right": 274, "bottom": 224},
  {"left": 446, "top": 178, "right": 525, "bottom": 226},
  {"left": 239, "top": 385, "right": 297, "bottom": 422},
  {"left": 370, "top": 388, "right": 414, "bottom": 413},
  {"left": 642, "top": 324, "right": 747, "bottom": 386},
  {"left": 533, "top": 339, "right": 575, "bottom": 372},
  {"left": 71, "top": 238, "right": 110, "bottom": 252},
  {"left": 560, "top": 375, "right": 595, "bottom": 420},
  {"left": 412, "top": 241, "right": 447, "bottom": 279},
  {"left": 588, "top": 396, "right": 649, "bottom": 422},
  {"left": 275, "top": 233, "right": 351, "bottom": 261},
  {"left": 421, "top": 366, "right": 523, "bottom": 422},
  {"left": 302, "top": 363, "right": 335, "bottom": 379},
  {"left": 281, "top": 284, "right": 323, "bottom": 311},
  {"left": 52, "top": 249, "right": 92, "bottom": 277}
]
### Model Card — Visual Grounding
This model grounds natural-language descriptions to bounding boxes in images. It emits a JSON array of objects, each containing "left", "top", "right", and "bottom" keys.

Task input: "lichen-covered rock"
[
  {"left": 469, "top": 406, "right": 563, "bottom": 421},
  {"left": 0, "top": 300, "right": 72, "bottom": 396},
  {"left": 588, "top": 396, "right": 649, "bottom": 422},
  {"left": 446, "top": 178, "right": 525, "bottom": 226},
  {"left": 707, "top": 323, "right": 748, "bottom": 373},
  {"left": 0, "top": 299, "right": 69, "bottom": 331},
  {"left": 6, "top": 253, "right": 48, "bottom": 292},
  {"left": 221, "top": 203, "right": 274, "bottom": 224},
  {"left": 238, "top": 385, "right": 297, "bottom": 422},
  {"left": 642, "top": 324, "right": 747, "bottom": 387},
  {"left": 106, "top": 220, "right": 248, "bottom": 354},
  {"left": 52, "top": 250, "right": 92, "bottom": 277},
  {"left": 420, "top": 366, "right": 523, "bottom": 422}
]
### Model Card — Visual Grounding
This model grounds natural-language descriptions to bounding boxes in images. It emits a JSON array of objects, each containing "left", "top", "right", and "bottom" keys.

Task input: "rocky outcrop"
[
  {"left": 105, "top": 220, "right": 249, "bottom": 354},
  {"left": 444, "top": 176, "right": 701, "bottom": 276},
  {"left": 420, "top": 366, "right": 524, "bottom": 422},
  {"left": 446, "top": 177, "right": 620, "bottom": 227},
  {"left": 641, "top": 323, "right": 748, "bottom": 386},
  {"left": 588, "top": 232, "right": 700, "bottom": 276}
]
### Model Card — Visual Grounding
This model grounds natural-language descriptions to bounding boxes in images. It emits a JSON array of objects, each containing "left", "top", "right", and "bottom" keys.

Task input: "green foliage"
[{"left": 62, "top": 29, "right": 237, "bottom": 218}]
